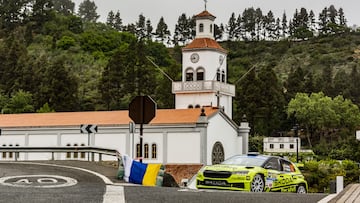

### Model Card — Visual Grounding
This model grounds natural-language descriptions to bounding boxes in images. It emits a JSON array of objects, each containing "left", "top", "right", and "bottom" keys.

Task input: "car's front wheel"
[
  {"left": 296, "top": 184, "right": 307, "bottom": 193},
  {"left": 251, "top": 174, "right": 264, "bottom": 192}
]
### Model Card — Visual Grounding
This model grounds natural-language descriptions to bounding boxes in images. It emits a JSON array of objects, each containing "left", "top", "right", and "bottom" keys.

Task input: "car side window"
[
  {"left": 264, "top": 158, "right": 281, "bottom": 171},
  {"left": 281, "top": 160, "right": 295, "bottom": 172}
]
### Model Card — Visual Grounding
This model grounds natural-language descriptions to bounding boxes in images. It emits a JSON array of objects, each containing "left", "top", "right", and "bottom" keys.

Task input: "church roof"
[
  {"left": 183, "top": 38, "right": 227, "bottom": 53},
  {"left": 195, "top": 10, "right": 216, "bottom": 20},
  {"left": 0, "top": 107, "right": 219, "bottom": 128}
]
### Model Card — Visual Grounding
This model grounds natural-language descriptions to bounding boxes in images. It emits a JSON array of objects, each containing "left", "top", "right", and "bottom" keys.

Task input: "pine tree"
[
  {"left": 155, "top": 17, "right": 171, "bottom": 44},
  {"left": 78, "top": 0, "right": 99, "bottom": 23}
]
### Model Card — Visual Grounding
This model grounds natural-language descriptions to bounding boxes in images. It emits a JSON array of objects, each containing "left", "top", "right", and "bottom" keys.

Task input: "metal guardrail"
[{"left": 0, "top": 146, "right": 120, "bottom": 162}]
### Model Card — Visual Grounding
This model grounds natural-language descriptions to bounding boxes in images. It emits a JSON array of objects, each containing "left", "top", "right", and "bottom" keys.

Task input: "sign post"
[
  {"left": 129, "top": 96, "right": 156, "bottom": 162},
  {"left": 80, "top": 124, "right": 98, "bottom": 161}
]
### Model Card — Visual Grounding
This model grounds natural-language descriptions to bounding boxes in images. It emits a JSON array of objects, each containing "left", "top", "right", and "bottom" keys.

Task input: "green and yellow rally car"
[{"left": 196, "top": 154, "right": 308, "bottom": 193}]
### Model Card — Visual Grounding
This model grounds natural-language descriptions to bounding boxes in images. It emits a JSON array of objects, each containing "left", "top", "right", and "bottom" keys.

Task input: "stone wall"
[{"left": 165, "top": 164, "right": 203, "bottom": 186}]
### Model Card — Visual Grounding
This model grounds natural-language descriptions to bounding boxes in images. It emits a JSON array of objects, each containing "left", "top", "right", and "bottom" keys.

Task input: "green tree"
[
  {"left": 0, "top": 0, "right": 28, "bottom": 32},
  {"left": 155, "top": 17, "right": 171, "bottom": 45},
  {"left": 78, "top": 0, "right": 99, "bottom": 23},
  {"left": 99, "top": 41, "right": 158, "bottom": 110},
  {"left": 173, "top": 13, "right": 193, "bottom": 45},
  {"left": 41, "top": 56, "right": 79, "bottom": 111},
  {"left": 52, "top": 0, "right": 75, "bottom": 16},
  {"left": 3, "top": 90, "right": 34, "bottom": 114},
  {"left": 226, "top": 12, "right": 237, "bottom": 41}
]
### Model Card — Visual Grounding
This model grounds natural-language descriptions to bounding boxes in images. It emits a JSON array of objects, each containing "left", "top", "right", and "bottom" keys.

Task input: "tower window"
[
  {"left": 210, "top": 24, "right": 213, "bottom": 33},
  {"left": 188, "top": 105, "right": 194, "bottom": 109},
  {"left": 199, "top": 23, "right": 204, "bottom": 33},
  {"left": 216, "top": 69, "right": 220, "bottom": 81},
  {"left": 221, "top": 70, "right": 225, "bottom": 82},
  {"left": 195, "top": 104, "right": 201, "bottom": 108},
  {"left": 196, "top": 68, "right": 204, "bottom": 81},
  {"left": 186, "top": 68, "right": 194, "bottom": 81}
]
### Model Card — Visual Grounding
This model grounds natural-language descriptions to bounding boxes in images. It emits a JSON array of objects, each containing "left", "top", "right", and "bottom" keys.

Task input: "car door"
[
  {"left": 278, "top": 159, "right": 297, "bottom": 192},
  {"left": 263, "top": 157, "right": 285, "bottom": 192}
]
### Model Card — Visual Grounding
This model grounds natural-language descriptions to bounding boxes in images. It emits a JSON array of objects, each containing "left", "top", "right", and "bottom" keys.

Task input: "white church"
[{"left": 0, "top": 9, "right": 250, "bottom": 166}]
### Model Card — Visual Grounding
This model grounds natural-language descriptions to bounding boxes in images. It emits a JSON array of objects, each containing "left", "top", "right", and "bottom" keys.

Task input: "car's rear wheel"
[
  {"left": 296, "top": 184, "right": 307, "bottom": 193},
  {"left": 251, "top": 174, "right": 264, "bottom": 192}
]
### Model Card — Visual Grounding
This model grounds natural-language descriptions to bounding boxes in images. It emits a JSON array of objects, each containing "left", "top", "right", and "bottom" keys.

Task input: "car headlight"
[{"left": 232, "top": 171, "right": 249, "bottom": 175}]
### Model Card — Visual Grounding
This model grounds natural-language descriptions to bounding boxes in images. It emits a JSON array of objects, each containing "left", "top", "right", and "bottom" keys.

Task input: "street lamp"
[{"left": 293, "top": 124, "right": 299, "bottom": 163}]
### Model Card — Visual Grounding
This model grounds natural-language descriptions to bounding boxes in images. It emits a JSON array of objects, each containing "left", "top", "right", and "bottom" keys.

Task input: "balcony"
[{"left": 172, "top": 81, "right": 235, "bottom": 96}]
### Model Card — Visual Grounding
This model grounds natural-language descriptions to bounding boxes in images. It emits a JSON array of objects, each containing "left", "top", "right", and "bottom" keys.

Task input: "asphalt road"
[
  {"left": 123, "top": 186, "right": 328, "bottom": 203},
  {"left": 0, "top": 162, "right": 106, "bottom": 203},
  {"left": 0, "top": 161, "right": 329, "bottom": 203}
]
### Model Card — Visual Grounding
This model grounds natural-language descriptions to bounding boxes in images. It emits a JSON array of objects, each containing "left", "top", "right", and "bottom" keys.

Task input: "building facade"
[{"left": 0, "top": 9, "right": 249, "bottom": 166}]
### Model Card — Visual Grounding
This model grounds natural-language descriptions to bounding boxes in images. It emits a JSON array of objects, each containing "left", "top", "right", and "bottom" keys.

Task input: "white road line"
[
  {"left": 0, "top": 162, "right": 126, "bottom": 203},
  {"left": 103, "top": 185, "right": 125, "bottom": 203}
]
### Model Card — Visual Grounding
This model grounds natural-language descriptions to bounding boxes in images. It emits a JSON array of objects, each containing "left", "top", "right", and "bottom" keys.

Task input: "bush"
[{"left": 303, "top": 159, "right": 360, "bottom": 193}]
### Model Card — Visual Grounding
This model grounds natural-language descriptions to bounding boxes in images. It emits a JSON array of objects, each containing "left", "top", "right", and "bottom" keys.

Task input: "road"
[
  {"left": 0, "top": 162, "right": 106, "bottom": 203},
  {"left": 0, "top": 161, "right": 328, "bottom": 203}
]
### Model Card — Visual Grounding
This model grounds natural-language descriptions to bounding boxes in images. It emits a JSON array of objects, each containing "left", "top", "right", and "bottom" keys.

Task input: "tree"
[
  {"left": 226, "top": 12, "right": 237, "bottom": 41},
  {"left": 173, "top": 13, "right": 193, "bottom": 45},
  {"left": 30, "top": 0, "right": 55, "bottom": 33},
  {"left": 99, "top": 41, "right": 158, "bottom": 110},
  {"left": 106, "top": 10, "right": 122, "bottom": 31},
  {"left": 135, "top": 14, "right": 146, "bottom": 40},
  {"left": 0, "top": 0, "right": 28, "bottom": 32},
  {"left": 78, "top": 0, "right": 99, "bottom": 23},
  {"left": 52, "top": 0, "right": 75, "bottom": 16},
  {"left": 41, "top": 56, "right": 79, "bottom": 111},
  {"left": 2, "top": 90, "right": 34, "bottom": 114},
  {"left": 155, "top": 17, "right": 171, "bottom": 44},
  {"left": 287, "top": 92, "right": 360, "bottom": 148}
]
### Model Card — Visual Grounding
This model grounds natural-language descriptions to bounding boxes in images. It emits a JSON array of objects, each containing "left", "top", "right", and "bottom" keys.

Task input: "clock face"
[{"left": 190, "top": 53, "right": 199, "bottom": 63}]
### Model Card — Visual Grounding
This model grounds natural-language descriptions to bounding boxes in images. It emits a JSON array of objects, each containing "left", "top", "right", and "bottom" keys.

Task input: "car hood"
[{"left": 203, "top": 164, "right": 262, "bottom": 171}]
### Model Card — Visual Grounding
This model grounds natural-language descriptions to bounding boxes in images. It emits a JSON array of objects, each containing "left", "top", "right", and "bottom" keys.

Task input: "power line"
[{"left": 146, "top": 56, "right": 174, "bottom": 82}]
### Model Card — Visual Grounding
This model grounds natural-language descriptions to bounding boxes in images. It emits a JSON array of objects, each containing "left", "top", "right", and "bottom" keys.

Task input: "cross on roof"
[{"left": 204, "top": 0, "right": 207, "bottom": 10}]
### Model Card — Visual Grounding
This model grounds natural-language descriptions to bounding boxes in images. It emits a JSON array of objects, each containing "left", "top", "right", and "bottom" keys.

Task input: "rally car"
[{"left": 196, "top": 154, "right": 307, "bottom": 193}]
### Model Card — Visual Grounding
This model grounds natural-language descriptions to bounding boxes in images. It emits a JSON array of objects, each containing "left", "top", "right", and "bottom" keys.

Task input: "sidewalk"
[{"left": 319, "top": 184, "right": 360, "bottom": 203}]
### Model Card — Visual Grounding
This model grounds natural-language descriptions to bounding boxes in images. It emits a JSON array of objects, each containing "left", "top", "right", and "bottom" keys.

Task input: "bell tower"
[{"left": 172, "top": 9, "right": 235, "bottom": 118}]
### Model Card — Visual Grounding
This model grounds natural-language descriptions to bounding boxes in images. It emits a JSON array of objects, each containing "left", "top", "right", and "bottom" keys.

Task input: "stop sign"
[{"left": 129, "top": 96, "right": 156, "bottom": 124}]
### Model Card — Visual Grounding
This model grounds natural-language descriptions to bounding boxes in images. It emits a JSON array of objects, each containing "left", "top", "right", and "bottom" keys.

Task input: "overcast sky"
[{"left": 72, "top": 0, "right": 359, "bottom": 31}]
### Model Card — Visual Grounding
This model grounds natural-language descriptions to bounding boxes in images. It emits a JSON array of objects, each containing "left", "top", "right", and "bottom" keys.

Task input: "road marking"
[
  {"left": 103, "top": 185, "right": 125, "bottom": 203},
  {"left": 0, "top": 175, "right": 77, "bottom": 188}
]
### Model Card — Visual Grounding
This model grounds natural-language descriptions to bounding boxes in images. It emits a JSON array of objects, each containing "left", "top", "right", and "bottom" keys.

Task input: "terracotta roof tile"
[
  {"left": 183, "top": 38, "right": 227, "bottom": 53},
  {"left": 195, "top": 10, "right": 216, "bottom": 19},
  {"left": 0, "top": 107, "right": 219, "bottom": 128}
]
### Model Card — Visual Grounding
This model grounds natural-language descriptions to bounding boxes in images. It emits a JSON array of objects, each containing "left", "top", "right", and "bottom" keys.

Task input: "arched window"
[
  {"left": 221, "top": 70, "right": 225, "bottom": 82},
  {"left": 136, "top": 144, "right": 141, "bottom": 158},
  {"left": 188, "top": 104, "right": 194, "bottom": 109},
  {"left": 9, "top": 144, "right": 13, "bottom": 159},
  {"left": 151, "top": 144, "right": 157, "bottom": 159},
  {"left": 199, "top": 23, "right": 204, "bottom": 33},
  {"left": 66, "top": 144, "right": 71, "bottom": 158},
  {"left": 210, "top": 24, "right": 213, "bottom": 33},
  {"left": 196, "top": 68, "right": 204, "bottom": 81},
  {"left": 216, "top": 69, "right": 221, "bottom": 81},
  {"left": 195, "top": 104, "right": 201, "bottom": 108},
  {"left": 144, "top": 144, "right": 149, "bottom": 159},
  {"left": 80, "top": 144, "right": 86, "bottom": 159},
  {"left": 73, "top": 144, "right": 78, "bottom": 158},
  {"left": 186, "top": 68, "right": 194, "bottom": 81},
  {"left": 2, "top": 144, "right": 6, "bottom": 159},
  {"left": 15, "top": 144, "right": 19, "bottom": 159},
  {"left": 211, "top": 142, "right": 225, "bottom": 164}
]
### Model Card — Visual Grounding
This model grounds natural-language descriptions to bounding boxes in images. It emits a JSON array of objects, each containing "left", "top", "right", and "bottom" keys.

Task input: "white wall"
[
  {"left": 207, "top": 114, "right": 239, "bottom": 165},
  {"left": 167, "top": 132, "right": 201, "bottom": 164}
]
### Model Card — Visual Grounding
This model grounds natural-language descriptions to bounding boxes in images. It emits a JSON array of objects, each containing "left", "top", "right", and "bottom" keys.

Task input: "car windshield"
[{"left": 221, "top": 155, "right": 267, "bottom": 167}]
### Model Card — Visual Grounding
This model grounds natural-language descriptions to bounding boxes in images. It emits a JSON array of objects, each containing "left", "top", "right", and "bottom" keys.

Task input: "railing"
[
  {"left": 172, "top": 80, "right": 235, "bottom": 96},
  {"left": 0, "top": 146, "right": 120, "bottom": 162}
]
